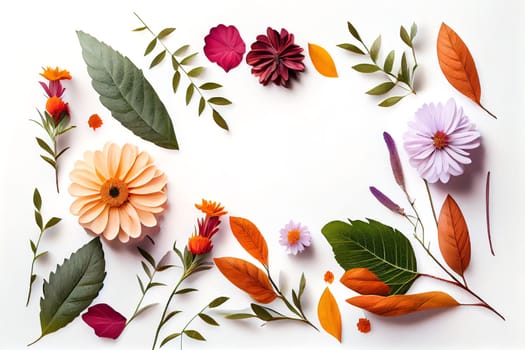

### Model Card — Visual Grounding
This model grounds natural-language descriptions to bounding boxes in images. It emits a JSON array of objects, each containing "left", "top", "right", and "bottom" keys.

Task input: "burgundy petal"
[
  {"left": 204, "top": 24, "right": 246, "bottom": 72},
  {"left": 82, "top": 303, "right": 127, "bottom": 339}
]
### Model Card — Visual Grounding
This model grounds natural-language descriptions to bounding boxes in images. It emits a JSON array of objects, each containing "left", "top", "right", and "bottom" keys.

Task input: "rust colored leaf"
[
  {"left": 346, "top": 291, "right": 460, "bottom": 316},
  {"left": 340, "top": 268, "right": 391, "bottom": 296},
  {"left": 437, "top": 195, "right": 471, "bottom": 277},
  {"left": 214, "top": 257, "right": 276, "bottom": 304},
  {"left": 229, "top": 217, "right": 269, "bottom": 266},
  {"left": 308, "top": 43, "right": 338, "bottom": 78},
  {"left": 317, "top": 287, "right": 342, "bottom": 342}
]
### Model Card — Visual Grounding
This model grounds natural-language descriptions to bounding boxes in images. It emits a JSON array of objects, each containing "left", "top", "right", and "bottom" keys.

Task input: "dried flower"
[
  {"left": 45, "top": 96, "right": 69, "bottom": 125},
  {"left": 369, "top": 186, "right": 405, "bottom": 215},
  {"left": 324, "top": 271, "right": 334, "bottom": 284},
  {"left": 246, "top": 27, "right": 305, "bottom": 87},
  {"left": 40, "top": 66, "right": 72, "bottom": 81},
  {"left": 188, "top": 200, "right": 227, "bottom": 255},
  {"left": 279, "top": 220, "right": 312, "bottom": 255},
  {"left": 403, "top": 98, "right": 480, "bottom": 183},
  {"left": 383, "top": 132, "right": 406, "bottom": 193},
  {"left": 88, "top": 114, "right": 103, "bottom": 131},
  {"left": 69, "top": 143, "right": 167, "bottom": 243},
  {"left": 357, "top": 317, "right": 371, "bottom": 333},
  {"left": 204, "top": 24, "right": 246, "bottom": 72},
  {"left": 195, "top": 199, "right": 228, "bottom": 217}
]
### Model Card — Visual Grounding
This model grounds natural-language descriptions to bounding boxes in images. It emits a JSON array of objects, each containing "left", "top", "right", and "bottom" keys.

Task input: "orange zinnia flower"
[
  {"left": 357, "top": 318, "right": 371, "bottom": 333},
  {"left": 88, "top": 114, "right": 103, "bottom": 130},
  {"left": 40, "top": 66, "right": 72, "bottom": 81},
  {"left": 46, "top": 96, "right": 69, "bottom": 125},
  {"left": 188, "top": 235, "right": 213, "bottom": 255},
  {"left": 195, "top": 199, "right": 227, "bottom": 217}
]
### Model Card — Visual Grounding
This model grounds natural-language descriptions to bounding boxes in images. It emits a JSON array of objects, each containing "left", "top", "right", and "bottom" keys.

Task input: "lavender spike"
[{"left": 369, "top": 186, "right": 405, "bottom": 215}]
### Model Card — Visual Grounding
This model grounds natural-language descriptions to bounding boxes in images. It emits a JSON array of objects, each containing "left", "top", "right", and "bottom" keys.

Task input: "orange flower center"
[
  {"left": 100, "top": 178, "right": 129, "bottom": 207},
  {"left": 433, "top": 131, "right": 448, "bottom": 149},
  {"left": 287, "top": 229, "right": 301, "bottom": 244}
]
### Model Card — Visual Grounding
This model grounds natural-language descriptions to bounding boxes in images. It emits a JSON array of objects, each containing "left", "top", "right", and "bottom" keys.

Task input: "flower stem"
[
  {"left": 423, "top": 179, "right": 438, "bottom": 226},
  {"left": 479, "top": 103, "right": 498, "bottom": 119},
  {"left": 485, "top": 171, "right": 495, "bottom": 255},
  {"left": 178, "top": 303, "right": 211, "bottom": 350},
  {"left": 26, "top": 226, "right": 45, "bottom": 306},
  {"left": 126, "top": 269, "right": 158, "bottom": 326}
]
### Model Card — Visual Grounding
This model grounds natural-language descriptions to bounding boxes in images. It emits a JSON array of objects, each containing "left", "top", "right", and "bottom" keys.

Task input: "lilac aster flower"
[
  {"left": 279, "top": 220, "right": 311, "bottom": 255},
  {"left": 403, "top": 98, "right": 480, "bottom": 183}
]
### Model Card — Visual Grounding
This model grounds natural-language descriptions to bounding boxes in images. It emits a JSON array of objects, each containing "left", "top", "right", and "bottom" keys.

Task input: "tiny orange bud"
[
  {"left": 88, "top": 114, "right": 103, "bottom": 131},
  {"left": 357, "top": 318, "right": 371, "bottom": 333},
  {"left": 324, "top": 270, "right": 334, "bottom": 284}
]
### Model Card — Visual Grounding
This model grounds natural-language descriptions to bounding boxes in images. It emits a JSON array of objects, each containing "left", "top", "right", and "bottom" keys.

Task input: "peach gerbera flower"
[
  {"left": 69, "top": 143, "right": 167, "bottom": 243},
  {"left": 40, "top": 66, "right": 72, "bottom": 81}
]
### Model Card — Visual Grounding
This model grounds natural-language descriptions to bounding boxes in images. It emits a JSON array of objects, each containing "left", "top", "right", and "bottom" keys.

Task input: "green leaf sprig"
[
  {"left": 26, "top": 188, "right": 61, "bottom": 306},
  {"left": 338, "top": 21, "right": 419, "bottom": 107},
  {"left": 133, "top": 12, "right": 231, "bottom": 130},
  {"left": 160, "top": 296, "right": 229, "bottom": 348}
]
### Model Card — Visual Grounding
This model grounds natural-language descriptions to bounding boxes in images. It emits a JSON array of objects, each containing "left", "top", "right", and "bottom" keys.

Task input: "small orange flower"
[
  {"left": 188, "top": 235, "right": 213, "bottom": 255},
  {"left": 324, "top": 270, "right": 334, "bottom": 284},
  {"left": 46, "top": 96, "right": 69, "bottom": 124},
  {"left": 40, "top": 66, "right": 72, "bottom": 81},
  {"left": 195, "top": 199, "right": 227, "bottom": 217},
  {"left": 88, "top": 114, "right": 103, "bottom": 131},
  {"left": 357, "top": 318, "right": 371, "bottom": 333}
]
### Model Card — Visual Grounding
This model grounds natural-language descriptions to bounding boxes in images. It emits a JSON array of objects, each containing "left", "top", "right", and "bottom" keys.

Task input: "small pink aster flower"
[
  {"left": 279, "top": 220, "right": 311, "bottom": 255},
  {"left": 403, "top": 98, "right": 480, "bottom": 183}
]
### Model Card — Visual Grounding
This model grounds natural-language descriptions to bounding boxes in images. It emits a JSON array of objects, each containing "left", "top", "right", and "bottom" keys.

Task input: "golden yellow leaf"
[{"left": 308, "top": 43, "right": 338, "bottom": 78}]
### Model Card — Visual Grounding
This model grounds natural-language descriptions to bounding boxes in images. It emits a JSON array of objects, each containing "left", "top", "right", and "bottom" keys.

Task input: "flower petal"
[
  {"left": 102, "top": 207, "right": 120, "bottom": 240},
  {"left": 129, "top": 173, "right": 167, "bottom": 194}
]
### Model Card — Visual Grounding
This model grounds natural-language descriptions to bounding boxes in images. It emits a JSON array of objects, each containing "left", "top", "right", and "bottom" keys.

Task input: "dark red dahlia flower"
[{"left": 246, "top": 27, "right": 305, "bottom": 87}]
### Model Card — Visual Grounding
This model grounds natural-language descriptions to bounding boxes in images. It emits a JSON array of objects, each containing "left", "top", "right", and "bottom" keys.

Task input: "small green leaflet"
[
  {"left": 29, "top": 237, "right": 106, "bottom": 345},
  {"left": 322, "top": 219, "right": 418, "bottom": 295},
  {"left": 76, "top": 31, "right": 178, "bottom": 150}
]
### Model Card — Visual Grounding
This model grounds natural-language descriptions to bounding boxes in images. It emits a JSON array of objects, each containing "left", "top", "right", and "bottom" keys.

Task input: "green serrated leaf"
[
  {"left": 188, "top": 66, "right": 205, "bottom": 77},
  {"left": 208, "top": 296, "right": 229, "bottom": 308},
  {"left": 225, "top": 313, "right": 256, "bottom": 319},
  {"left": 346, "top": 21, "right": 362, "bottom": 42},
  {"left": 160, "top": 332, "right": 181, "bottom": 347},
  {"left": 198, "top": 313, "right": 219, "bottom": 326},
  {"left": 77, "top": 31, "right": 178, "bottom": 150},
  {"left": 33, "top": 188, "right": 42, "bottom": 211},
  {"left": 199, "top": 82, "right": 222, "bottom": 90},
  {"left": 161, "top": 310, "right": 182, "bottom": 327},
  {"left": 35, "top": 251, "right": 48, "bottom": 261},
  {"left": 35, "top": 138, "right": 53, "bottom": 157},
  {"left": 352, "top": 64, "right": 380, "bottom": 73},
  {"left": 141, "top": 261, "right": 152, "bottom": 279},
  {"left": 173, "top": 44, "right": 190, "bottom": 56},
  {"left": 132, "top": 26, "right": 147, "bottom": 32},
  {"left": 185, "top": 84, "right": 194, "bottom": 105},
  {"left": 400, "top": 26, "right": 412, "bottom": 48},
  {"left": 175, "top": 288, "right": 198, "bottom": 295},
  {"left": 172, "top": 71, "right": 181, "bottom": 93},
  {"left": 157, "top": 27, "right": 175, "bottom": 40},
  {"left": 208, "top": 97, "right": 232, "bottom": 106},
  {"left": 251, "top": 304, "right": 273, "bottom": 321},
  {"left": 336, "top": 43, "right": 365, "bottom": 55},
  {"left": 379, "top": 95, "right": 405, "bottom": 107},
  {"left": 180, "top": 52, "right": 198, "bottom": 65},
  {"left": 137, "top": 246, "right": 155, "bottom": 267},
  {"left": 384, "top": 50, "right": 395, "bottom": 73},
  {"left": 366, "top": 82, "right": 396, "bottom": 95},
  {"left": 370, "top": 35, "right": 381, "bottom": 62},
  {"left": 184, "top": 329, "right": 206, "bottom": 341},
  {"left": 212, "top": 110, "right": 229, "bottom": 131},
  {"left": 35, "top": 211, "right": 43, "bottom": 231},
  {"left": 198, "top": 97, "right": 205, "bottom": 116},
  {"left": 31, "top": 237, "right": 105, "bottom": 344},
  {"left": 30, "top": 240, "right": 37, "bottom": 254},
  {"left": 40, "top": 155, "right": 56, "bottom": 169},
  {"left": 44, "top": 217, "right": 61, "bottom": 230},
  {"left": 410, "top": 22, "right": 418, "bottom": 40},
  {"left": 322, "top": 219, "right": 417, "bottom": 294},
  {"left": 150, "top": 50, "right": 166, "bottom": 69},
  {"left": 144, "top": 38, "right": 157, "bottom": 56}
]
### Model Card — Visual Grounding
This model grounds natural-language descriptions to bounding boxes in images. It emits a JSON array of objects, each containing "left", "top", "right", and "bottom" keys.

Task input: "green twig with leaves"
[
  {"left": 26, "top": 188, "right": 61, "bottom": 306},
  {"left": 338, "top": 21, "right": 419, "bottom": 107},
  {"left": 133, "top": 12, "right": 231, "bottom": 130}
]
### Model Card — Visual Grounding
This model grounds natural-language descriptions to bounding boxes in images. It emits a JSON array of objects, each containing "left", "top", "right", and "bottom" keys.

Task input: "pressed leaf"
[
  {"left": 370, "top": 35, "right": 381, "bottom": 62},
  {"left": 212, "top": 110, "right": 229, "bottom": 130},
  {"left": 352, "top": 64, "right": 380, "bottom": 73},
  {"left": 81, "top": 303, "right": 126, "bottom": 339},
  {"left": 44, "top": 217, "right": 61, "bottom": 230},
  {"left": 35, "top": 211, "right": 43, "bottom": 231},
  {"left": 308, "top": 43, "right": 338, "bottom": 78},
  {"left": 225, "top": 313, "right": 256, "bottom": 319},
  {"left": 173, "top": 44, "right": 190, "bottom": 56},
  {"left": 317, "top": 287, "right": 342, "bottom": 342},
  {"left": 30, "top": 240, "right": 37, "bottom": 254},
  {"left": 134, "top": 303, "right": 158, "bottom": 318},
  {"left": 144, "top": 38, "right": 157, "bottom": 56},
  {"left": 251, "top": 304, "right": 273, "bottom": 321},
  {"left": 185, "top": 84, "right": 194, "bottom": 105},
  {"left": 41, "top": 155, "right": 56, "bottom": 169},
  {"left": 180, "top": 52, "right": 198, "bottom": 65},
  {"left": 340, "top": 268, "right": 391, "bottom": 296},
  {"left": 346, "top": 291, "right": 460, "bottom": 316},
  {"left": 150, "top": 50, "right": 166, "bottom": 68},
  {"left": 137, "top": 275, "right": 145, "bottom": 293},
  {"left": 160, "top": 332, "right": 181, "bottom": 347},
  {"left": 200, "top": 82, "right": 222, "bottom": 90},
  {"left": 133, "top": 26, "right": 147, "bottom": 32},
  {"left": 337, "top": 43, "right": 365, "bottom": 55},
  {"left": 208, "top": 97, "right": 232, "bottom": 105},
  {"left": 33, "top": 188, "right": 42, "bottom": 211},
  {"left": 141, "top": 261, "right": 152, "bottom": 279},
  {"left": 322, "top": 219, "right": 418, "bottom": 295},
  {"left": 379, "top": 95, "right": 404, "bottom": 107},
  {"left": 184, "top": 329, "right": 205, "bottom": 341},
  {"left": 209, "top": 296, "right": 229, "bottom": 308},
  {"left": 147, "top": 282, "right": 166, "bottom": 289},
  {"left": 366, "top": 82, "right": 395, "bottom": 95},
  {"left": 162, "top": 310, "right": 182, "bottom": 326},
  {"left": 198, "top": 97, "right": 206, "bottom": 116},
  {"left": 175, "top": 288, "right": 198, "bottom": 295},
  {"left": 188, "top": 66, "right": 205, "bottom": 77},
  {"left": 77, "top": 31, "right": 178, "bottom": 149},
  {"left": 198, "top": 313, "right": 219, "bottom": 326},
  {"left": 32, "top": 238, "right": 105, "bottom": 344},
  {"left": 172, "top": 71, "right": 181, "bottom": 93},
  {"left": 229, "top": 217, "right": 269, "bottom": 266},
  {"left": 214, "top": 257, "right": 277, "bottom": 303},
  {"left": 400, "top": 26, "right": 412, "bottom": 47},
  {"left": 137, "top": 246, "right": 155, "bottom": 267},
  {"left": 157, "top": 27, "right": 176, "bottom": 40},
  {"left": 383, "top": 50, "right": 395, "bottom": 73},
  {"left": 399, "top": 52, "right": 410, "bottom": 84},
  {"left": 410, "top": 22, "right": 418, "bottom": 39},
  {"left": 346, "top": 21, "right": 362, "bottom": 41},
  {"left": 35, "top": 251, "right": 48, "bottom": 261},
  {"left": 437, "top": 195, "right": 471, "bottom": 277},
  {"left": 36, "top": 138, "right": 53, "bottom": 157}
]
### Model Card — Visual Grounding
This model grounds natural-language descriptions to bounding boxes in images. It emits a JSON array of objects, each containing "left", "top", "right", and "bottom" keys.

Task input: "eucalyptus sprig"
[
  {"left": 26, "top": 188, "right": 61, "bottom": 306},
  {"left": 133, "top": 12, "right": 231, "bottom": 130},
  {"left": 338, "top": 21, "right": 419, "bottom": 107}
]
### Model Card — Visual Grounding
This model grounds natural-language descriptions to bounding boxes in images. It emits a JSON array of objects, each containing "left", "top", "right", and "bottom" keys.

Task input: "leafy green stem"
[
  {"left": 127, "top": 269, "right": 158, "bottom": 326},
  {"left": 178, "top": 303, "right": 209, "bottom": 350}
]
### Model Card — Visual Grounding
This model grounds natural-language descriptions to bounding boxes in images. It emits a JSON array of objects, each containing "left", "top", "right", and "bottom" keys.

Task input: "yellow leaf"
[
  {"left": 317, "top": 287, "right": 342, "bottom": 342},
  {"left": 308, "top": 43, "right": 338, "bottom": 78}
]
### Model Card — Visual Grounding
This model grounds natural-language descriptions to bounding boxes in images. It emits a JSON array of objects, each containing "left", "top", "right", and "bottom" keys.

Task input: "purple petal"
[
  {"left": 383, "top": 132, "right": 406, "bottom": 192},
  {"left": 369, "top": 186, "right": 405, "bottom": 215}
]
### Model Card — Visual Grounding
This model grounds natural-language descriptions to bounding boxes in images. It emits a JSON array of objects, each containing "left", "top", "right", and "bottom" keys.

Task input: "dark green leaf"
[
  {"left": 150, "top": 50, "right": 166, "bottom": 68},
  {"left": 147, "top": 282, "right": 166, "bottom": 289},
  {"left": 141, "top": 261, "right": 152, "bottom": 279},
  {"left": 292, "top": 290, "right": 301, "bottom": 311},
  {"left": 337, "top": 43, "right": 365, "bottom": 55},
  {"left": 184, "top": 330, "right": 205, "bottom": 341},
  {"left": 161, "top": 310, "right": 182, "bottom": 326},
  {"left": 157, "top": 27, "right": 175, "bottom": 40},
  {"left": 132, "top": 26, "right": 147, "bottom": 32},
  {"left": 173, "top": 44, "right": 190, "bottom": 56},
  {"left": 198, "top": 313, "right": 219, "bottom": 326},
  {"left": 171, "top": 55, "right": 179, "bottom": 71},
  {"left": 198, "top": 97, "right": 205, "bottom": 116},
  {"left": 55, "top": 146, "right": 70, "bottom": 159},
  {"left": 156, "top": 264, "right": 174, "bottom": 272},
  {"left": 366, "top": 82, "right": 395, "bottom": 95},
  {"left": 400, "top": 26, "right": 412, "bottom": 48},
  {"left": 322, "top": 219, "right": 418, "bottom": 294},
  {"left": 185, "top": 84, "right": 194, "bottom": 105},
  {"left": 410, "top": 22, "right": 418, "bottom": 40},
  {"left": 40, "top": 155, "right": 56, "bottom": 169},
  {"left": 199, "top": 82, "right": 222, "bottom": 90},
  {"left": 34, "top": 237, "right": 105, "bottom": 342},
  {"left": 160, "top": 333, "right": 181, "bottom": 347},
  {"left": 383, "top": 50, "right": 395, "bottom": 73},
  {"left": 180, "top": 52, "right": 198, "bottom": 65},
  {"left": 33, "top": 188, "right": 42, "bottom": 211},
  {"left": 77, "top": 31, "right": 178, "bottom": 149},
  {"left": 212, "top": 110, "right": 229, "bottom": 131},
  {"left": 137, "top": 246, "right": 155, "bottom": 267},
  {"left": 208, "top": 97, "right": 232, "bottom": 106},
  {"left": 35, "top": 251, "right": 48, "bottom": 261},
  {"left": 175, "top": 288, "right": 197, "bottom": 294},
  {"left": 30, "top": 240, "right": 37, "bottom": 254},
  {"left": 36, "top": 138, "right": 53, "bottom": 157},
  {"left": 225, "top": 313, "right": 256, "bottom": 319},
  {"left": 35, "top": 210, "right": 43, "bottom": 231},
  {"left": 400, "top": 52, "right": 410, "bottom": 84},
  {"left": 144, "top": 38, "right": 157, "bottom": 56},
  {"left": 137, "top": 275, "right": 145, "bottom": 293},
  {"left": 346, "top": 21, "right": 362, "bottom": 42},
  {"left": 172, "top": 71, "right": 181, "bottom": 93},
  {"left": 188, "top": 67, "right": 205, "bottom": 77},
  {"left": 44, "top": 217, "right": 61, "bottom": 230},
  {"left": 298, "top": 273, "right": 306, "bottom": 298},
  {"left": 251, "top": 304, "right": 272, "bottom": 321},
  {"left": 208, "top": 296, "right": 229, "bottom": 308},
  {"left": 370, "top": 35, "right": 381, "bottom": 62},
  {"left": 172, "top": 242, "right": 184, "bottom": 263},
  {"left": 379, "top": 95, "right": 405, "bottom": 107},
  {"left": 31, "top": 274, "right": 37, "bottom": 284},
  {"left": 352, "top": 64, "right": 380, "bottom": 73}
]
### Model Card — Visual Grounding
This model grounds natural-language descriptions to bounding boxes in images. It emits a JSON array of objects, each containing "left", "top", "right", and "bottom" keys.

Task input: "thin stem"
[
  {"left": 178, "top": 303, "right": 210, "bottom": 350},
  {"left": 479, "top": 103, "right": 498, "bottom": 119},
  {"left": 26, "top": 227, "right": 45, "bottom": 306},
  {"left": 126, "top": 269, "right": 158, "bottom": 326},
  {"left": 485, "top": 171, "right": 495, "bottom": 255},
  {"left": 423, "top": 179, "right": 438, "bottom": 227},
  {"left": 53, "top": 139, "right": 59, "bottom": 193}
]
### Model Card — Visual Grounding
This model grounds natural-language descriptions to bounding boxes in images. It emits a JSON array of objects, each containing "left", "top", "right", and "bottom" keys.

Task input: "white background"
[{"left": 0, "top": 0, "right": 523, "bottom": 349}]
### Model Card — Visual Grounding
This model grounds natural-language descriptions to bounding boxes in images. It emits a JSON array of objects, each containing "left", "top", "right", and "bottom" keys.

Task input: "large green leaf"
[
  {"left": 77, "top": 31, "right": 178, "bottom": 150},
  {"left": 322, "top": 219, "right": 418, "bottom": 295},
  {"left": 30, "top": 237, "right": 106, "bottom": 344}
]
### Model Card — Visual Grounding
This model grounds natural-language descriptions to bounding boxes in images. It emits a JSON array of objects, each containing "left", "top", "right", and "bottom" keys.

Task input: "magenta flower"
[
  {"left": 204, "top": 24, "right": 245, "bottom": 72},
  {"left": 279, "top": 220, "right": 311, "bottom": 255},
  {"left": 403, "top": 98, "right": 480, "bottom": 183}
]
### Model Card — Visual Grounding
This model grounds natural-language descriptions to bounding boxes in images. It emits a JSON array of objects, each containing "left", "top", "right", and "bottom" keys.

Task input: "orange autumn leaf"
[
  {"left": 229, "top": 216, "right": 269, "bottom": 266},
  {"left": 437, "top": 195, "right": 471, "bottom": 277},
  {"left": 308, "top": 43, "right": 338, "bottom": 78},
  {"left": 346, "top": 291, "right": 460, "bottom": 316},
  {"left": 214, "top": 257, "right": 277, "bottom": 303},
  {"left": 317, "top": 287, "right": 342, "bottom": 342},
  {"left": 340, "top": 268, "right": 391, "bottom": 296}
]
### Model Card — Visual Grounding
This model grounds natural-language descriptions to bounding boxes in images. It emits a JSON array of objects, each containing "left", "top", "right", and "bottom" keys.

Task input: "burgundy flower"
[
  {"left": 246, "top": 27, "right": 305, "bottom": 87},
  {"left": 204, "top": 24, "right": 245, "bottom": 72}
]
